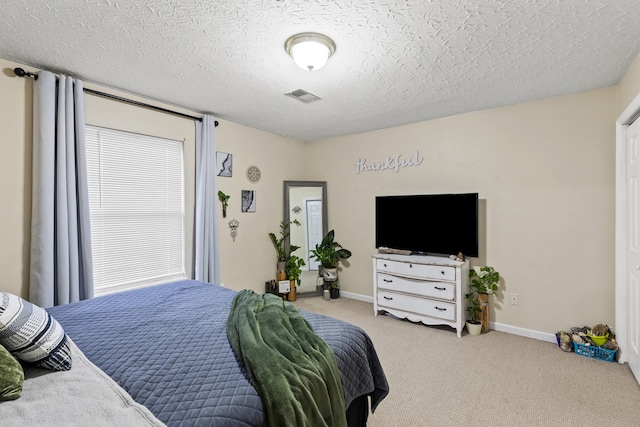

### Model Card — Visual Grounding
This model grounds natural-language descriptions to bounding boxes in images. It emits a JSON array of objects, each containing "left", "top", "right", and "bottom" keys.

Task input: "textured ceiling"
[{"left": 1, "top": 1, "right": 639, "bottom": 141}]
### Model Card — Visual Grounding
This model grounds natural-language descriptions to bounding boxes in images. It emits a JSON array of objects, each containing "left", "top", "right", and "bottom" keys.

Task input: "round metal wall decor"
[{"left": 246, "top": 165, "right": 261, "bottom": 183}]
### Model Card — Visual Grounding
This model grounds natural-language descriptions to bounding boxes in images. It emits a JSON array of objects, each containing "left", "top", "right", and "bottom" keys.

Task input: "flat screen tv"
[{"left": 375, "top": 193, "right": 479, "bottom": 257}]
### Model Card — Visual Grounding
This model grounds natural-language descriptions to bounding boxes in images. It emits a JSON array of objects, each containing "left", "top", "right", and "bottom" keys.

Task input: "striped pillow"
[{"left": 0, "top": 292, "right": 72, "bottom": 371}]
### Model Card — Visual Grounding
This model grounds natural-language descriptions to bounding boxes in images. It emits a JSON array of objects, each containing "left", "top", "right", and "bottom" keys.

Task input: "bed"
[{"left": 3, "top": 280, "right": 388, "bottom": 426}]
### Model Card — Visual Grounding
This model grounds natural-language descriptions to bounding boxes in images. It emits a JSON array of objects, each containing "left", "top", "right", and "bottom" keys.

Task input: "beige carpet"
[{"left": 294, "top": 296, "right": 640, "bottom": 427}]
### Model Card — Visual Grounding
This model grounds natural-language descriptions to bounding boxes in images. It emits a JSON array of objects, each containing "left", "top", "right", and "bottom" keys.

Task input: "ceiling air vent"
[{"left": 284, "top": 89, "right": 321, "bottom": 103}]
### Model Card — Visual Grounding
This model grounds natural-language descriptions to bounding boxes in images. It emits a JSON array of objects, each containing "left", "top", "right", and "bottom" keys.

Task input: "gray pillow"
[
  {"left": 0, "top": 292, "right": 72, "bottom": 371},
  {"left": 0, "top": 343, "right": 23, "bottom": 401}
]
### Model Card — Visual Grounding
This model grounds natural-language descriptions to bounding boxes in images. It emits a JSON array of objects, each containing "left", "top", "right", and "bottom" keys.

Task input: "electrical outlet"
[{"left": 510, "top": 293, "right": 519, "bottom": 305}]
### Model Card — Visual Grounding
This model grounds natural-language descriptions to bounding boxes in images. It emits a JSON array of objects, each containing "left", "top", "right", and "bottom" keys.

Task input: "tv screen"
[{"left": 375, "top": 193, "right": 479, "bottom": 257}]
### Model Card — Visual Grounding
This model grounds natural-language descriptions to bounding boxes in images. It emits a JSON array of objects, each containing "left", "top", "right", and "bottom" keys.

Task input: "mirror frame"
[{"left": 283, "top": 181, "right": 328, "bottom": 295}]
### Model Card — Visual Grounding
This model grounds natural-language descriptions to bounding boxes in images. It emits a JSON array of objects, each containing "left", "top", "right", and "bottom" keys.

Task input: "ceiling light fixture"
[{"left": 285, "top": 32, "right": 336, "bottom": 71}]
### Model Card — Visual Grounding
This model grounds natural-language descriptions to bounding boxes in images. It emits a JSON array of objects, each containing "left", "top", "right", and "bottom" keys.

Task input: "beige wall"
[
  {"left": 84, "top": 99, "right": 308, "bottom": 295},
  {"left": 618, "top": 52, "right": 640, "bottom": 116},
  {"left": 4, "top": 51, "right": 638, "bottom": 336},
  {"left": 214, "top": 121, "right": 307, "bottom": 293},
  {"left": 306, "top": 87, "right": 617, "bottom": 334},
  {"left": 0, "top": 59, "right": 32, "bottom": 298},
  {"left": 0, "top": 57, "right": 306, "bottom": 299},
  {"left": 84, "top": 84, "right": 197, "bottom": 282}
]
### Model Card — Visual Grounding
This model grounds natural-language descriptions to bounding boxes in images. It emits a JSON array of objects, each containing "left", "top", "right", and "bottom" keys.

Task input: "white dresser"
[{"left": 372, "top": 254, "right": 469, "bottom": 337}]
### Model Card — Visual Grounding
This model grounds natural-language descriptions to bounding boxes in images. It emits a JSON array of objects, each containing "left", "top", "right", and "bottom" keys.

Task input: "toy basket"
[{"left": 573, "top": 342, "right": 616, "bottom": 362}]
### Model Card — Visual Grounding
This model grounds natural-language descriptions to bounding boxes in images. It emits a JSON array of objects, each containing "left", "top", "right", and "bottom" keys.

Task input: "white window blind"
[{"left": 85, "top": 125, "right": 186, "bottom": 295}]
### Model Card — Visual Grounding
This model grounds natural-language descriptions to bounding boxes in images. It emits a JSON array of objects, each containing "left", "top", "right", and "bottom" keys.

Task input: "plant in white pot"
[
  {"left": 465, "top": 292, "right": 482, "bottom": 335},
  {"left": 309, "top": 230, "right": 352, "bottom": 299},
  {"left": 469, "top": 266, "right": 501, "bottom": 332}
]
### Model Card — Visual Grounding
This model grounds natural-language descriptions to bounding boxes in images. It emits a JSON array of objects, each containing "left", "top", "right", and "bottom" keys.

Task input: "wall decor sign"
[
  {"left": 355, "top": 149, "right": 423, "bottom": 174},
  {"left": 216, "top": 152, "right": 233, "bottom": 177}
]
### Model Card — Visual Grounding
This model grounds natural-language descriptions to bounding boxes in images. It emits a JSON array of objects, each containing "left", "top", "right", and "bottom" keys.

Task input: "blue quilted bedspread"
[{"left": 47, "top": 280, "right": 388, "bottom": 426}]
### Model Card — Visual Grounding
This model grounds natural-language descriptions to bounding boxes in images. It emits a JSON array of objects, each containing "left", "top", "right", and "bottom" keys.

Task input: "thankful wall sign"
[{"left": 355, "top": 149, "right": 423, "bottom": 175}]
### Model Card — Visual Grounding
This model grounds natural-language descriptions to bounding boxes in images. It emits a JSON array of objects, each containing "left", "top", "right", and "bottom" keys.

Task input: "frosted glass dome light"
[{"left": 285, "top": 32, "right": 336, "bottom": 71}]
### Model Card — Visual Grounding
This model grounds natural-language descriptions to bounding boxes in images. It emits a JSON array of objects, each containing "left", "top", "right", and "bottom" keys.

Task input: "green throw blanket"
[{"left": 227, "top": 290, "right": 347, "bottom": 427}]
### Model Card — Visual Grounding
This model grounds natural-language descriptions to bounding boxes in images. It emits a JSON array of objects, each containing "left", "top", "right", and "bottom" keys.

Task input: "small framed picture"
[
  {"left": 216, "top": 152, "right": 232, "bottom": 177},
  {"left": 242, "top": 190, "right": 256, "bottom": 213},
  {"left": 278, "top": 280, "right": 290, "bottom": 293}
]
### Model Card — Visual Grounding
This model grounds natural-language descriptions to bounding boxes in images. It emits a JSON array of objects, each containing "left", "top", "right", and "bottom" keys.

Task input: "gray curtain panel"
[
  {"left": 29, "top": 71, "right": 94, "bottom": 307},
  {"left": 194, "top": 115, "right": 220, "bottom": 284}
]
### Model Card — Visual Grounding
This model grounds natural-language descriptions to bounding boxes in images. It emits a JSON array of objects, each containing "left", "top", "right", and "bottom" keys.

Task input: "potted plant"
[
  {"left": 285, "top": 254, "right": 305, "bottom": 301},
  {"left": 469, "top": 266, "right": 500, "bottom": 295},
  {"left": 465, "top": 292, "right": 482, "bottom": 335},
  {"left": 268, "top": 220, "right": 301, "bottom": 279},
  {"left": 322, "top": 279, "right": 342, "bottom": 299},
  {"left": 309, "top": 230, "right": 352, "bottom": 299},
  {"left": 469, "top": 266, "right": 501, "bottom": 332}
]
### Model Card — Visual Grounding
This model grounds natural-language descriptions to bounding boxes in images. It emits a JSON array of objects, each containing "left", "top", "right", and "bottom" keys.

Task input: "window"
[{"left": 85, "top": 126, "right": 186, "bottom": 295}]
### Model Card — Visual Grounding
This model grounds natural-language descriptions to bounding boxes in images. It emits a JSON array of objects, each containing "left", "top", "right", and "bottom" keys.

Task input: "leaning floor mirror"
[{"left": 283, "top": 181, "right": 328, "bottom": 297}]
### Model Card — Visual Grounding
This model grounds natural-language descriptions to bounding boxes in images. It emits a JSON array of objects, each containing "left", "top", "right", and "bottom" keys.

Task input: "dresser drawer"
[
  {"left": 376, "top": 259, "right": 455, "bottom": 281},
  {"left": 377, "top": 291, "right": 456, "bottom": 321},
  {"left": 377, "top": 273, "right": 455, "bottom": 301}
]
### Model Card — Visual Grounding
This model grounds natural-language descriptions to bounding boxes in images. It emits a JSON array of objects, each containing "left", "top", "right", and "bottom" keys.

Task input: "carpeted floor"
[{"left": 294, "top": 296, "right": 640, "bottom": 427}]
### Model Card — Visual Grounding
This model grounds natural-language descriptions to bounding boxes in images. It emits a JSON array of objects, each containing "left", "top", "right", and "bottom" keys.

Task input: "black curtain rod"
[{"left": 14, "top": 67, "right": 218, "bottom": 126}]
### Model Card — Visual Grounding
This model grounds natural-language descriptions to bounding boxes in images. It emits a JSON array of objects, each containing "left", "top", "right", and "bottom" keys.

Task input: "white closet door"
[
  {"left": 306, "top": 199, "right": 323, "bottom": 270},
  {"left": 627, "top": 117, "right": 640, "bottom": 383}
]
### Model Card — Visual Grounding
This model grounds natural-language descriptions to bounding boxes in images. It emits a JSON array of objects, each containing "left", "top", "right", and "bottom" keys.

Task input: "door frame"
[{"left": 615, "top": 91, "right": 640, "bottom": 365}]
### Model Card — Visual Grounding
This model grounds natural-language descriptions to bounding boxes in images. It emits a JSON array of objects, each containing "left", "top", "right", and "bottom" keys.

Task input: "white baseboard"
[
  {"left": 341, "top": 291, "right": 557, "bottom": 344},
  {"left": 490, "top": 322, "right": 557, "bottom": 343},
  {"left": 340, "top": 290, "right": 373, "bottom": 303}
]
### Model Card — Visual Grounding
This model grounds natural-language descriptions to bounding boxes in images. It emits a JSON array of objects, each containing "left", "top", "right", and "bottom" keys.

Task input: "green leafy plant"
[
  {"left": 327, "top": 280, "right": 341, "bottom": 290},
  {"left": 465, "top": 292, "right": 481, "bottom": 323},
  {"left": 469, "top": 266, "right": 500, "bottom": 295},
  {"left": 268, "top": 220, "right": 301, "bottom": 262},
  {"left": 285, "top": 254, "right": 306, "bottom": 286},
  {"left": 309, "top": 230, "right": 352, "bottom": 269},
  {"left": 218, "top": 191, "right": 230, "bottom": 218}
]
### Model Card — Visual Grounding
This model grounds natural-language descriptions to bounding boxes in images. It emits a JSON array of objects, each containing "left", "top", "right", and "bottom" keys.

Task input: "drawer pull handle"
[
  {"left": 434, "top": 286, "right": 446, "bottom": 291},
  {"left": 409, "top": 264, "right": 413, "bottom": 268},
  {"left": 383, "top": 296, "right": 393, "bottom": 300},
  {"left": 435, "top": 306, "right": 447, "bottom": 311},
  {"left": 383, "top": 279, "right": 393, "bottom": 283},
  {"left": 441, "top": 271, "right": 445, "bottom": 275},
  {"left": 383, "top": 263, "right": 387, "bottom": 267}
]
